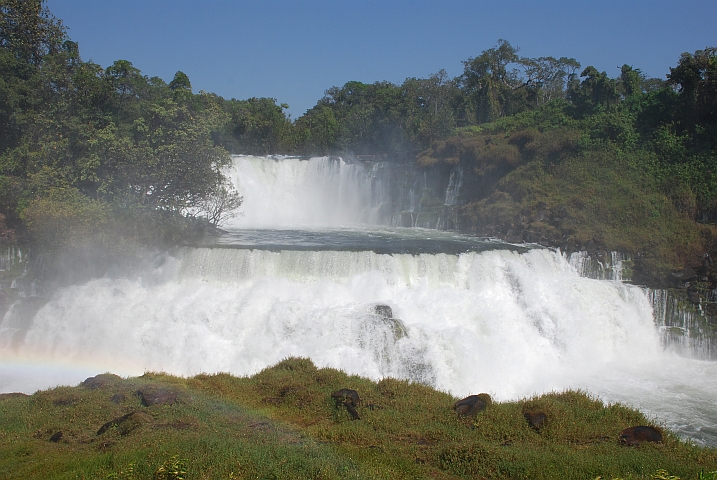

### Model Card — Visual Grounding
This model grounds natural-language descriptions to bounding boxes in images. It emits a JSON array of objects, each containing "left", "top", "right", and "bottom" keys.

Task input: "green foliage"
[
  {"left": 20, "top": 186, "right": 107, "bottom": 249},
  {"left": 668, "top": 47, "right": 717, "bottom": 140},
  {"left": 568, "top": 66, "right": 620, "bottom": 117},
  {"left": 0, "top": 0, "right": 66, "bottom": 66},
  {"left": 218, "top": 96, "right": 293, "bottom": 154},
  {"left": 154, "top": 455, "right": 188, "bottom": 480}
]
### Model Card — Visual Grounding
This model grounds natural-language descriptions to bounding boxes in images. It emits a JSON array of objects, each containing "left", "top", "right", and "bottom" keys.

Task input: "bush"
[{"left": 20, "top": 187, "right": 108, "bottom": 250}]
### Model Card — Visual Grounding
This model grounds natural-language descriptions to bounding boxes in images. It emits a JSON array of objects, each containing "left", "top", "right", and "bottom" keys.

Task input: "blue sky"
[{"left": 47, "top": 0, "right": 716, "bottom": 119}]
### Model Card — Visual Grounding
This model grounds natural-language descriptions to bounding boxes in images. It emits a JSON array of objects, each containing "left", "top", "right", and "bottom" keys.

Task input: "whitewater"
[{"left": 1, "top": 155, "right": 716, "bottom": 446}]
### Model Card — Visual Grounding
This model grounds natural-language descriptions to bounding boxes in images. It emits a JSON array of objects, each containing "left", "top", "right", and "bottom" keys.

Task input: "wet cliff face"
[{"left": 0, "top": 245, "right": 29, "bottom": 320}]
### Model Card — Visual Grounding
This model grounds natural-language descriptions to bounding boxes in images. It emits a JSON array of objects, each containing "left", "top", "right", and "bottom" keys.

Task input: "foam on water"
[{"left": 3, "top": 246, "right": 716, "bottom": 444}]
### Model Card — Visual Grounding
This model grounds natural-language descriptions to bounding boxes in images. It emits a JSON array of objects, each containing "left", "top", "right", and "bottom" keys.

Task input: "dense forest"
[{"left": 1, "top": 1, "right": 716, "bottom": 281}]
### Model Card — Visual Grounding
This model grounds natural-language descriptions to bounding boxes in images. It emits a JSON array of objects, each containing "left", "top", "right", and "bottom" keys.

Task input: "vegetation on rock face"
[{"left": 0, "top": 358, "right": 715, "bottom": 479}]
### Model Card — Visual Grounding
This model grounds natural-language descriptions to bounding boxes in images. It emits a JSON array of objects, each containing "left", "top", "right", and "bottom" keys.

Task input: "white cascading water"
[
  {"left": 224, "top": 155, "right": 391, "bottom": 228},
  {"left": 2, "top": 155, "right": 717, "bottom": 446}
]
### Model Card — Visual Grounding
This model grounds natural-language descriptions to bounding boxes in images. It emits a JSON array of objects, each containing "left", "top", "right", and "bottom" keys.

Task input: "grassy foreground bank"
[{"left": 1, "top": 357, "right": 716, "bottom": 479}]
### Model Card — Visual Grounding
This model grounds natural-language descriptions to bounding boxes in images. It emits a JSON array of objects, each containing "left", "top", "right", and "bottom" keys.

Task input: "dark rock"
[
  {"left": 506, "top": 234, "right": 523, "bottom": 244},
  {"left": 331, "top": 388, "right": 360, "bottom": 407},
  {"left": 539, "top": 238, "right": 554, "bottom": 248},
  {"left": 110, "top": 394, "right": 126, "bottom": 404},
  {"left": 453, "top": 394, "right": 490, "bottom": 417},
  {"left": 137, "top": 386, "right": 179, "bottom": 407},
  {"left": 536, "top": 201, "right": 548, "bottom": 211},
  {"left": 524, "top": 411, "right": 547, "bottom": 430},
  {"left": 331, "top": 388, "right": 361, "bottom": 420},
  {"left": 49, "top": 431, "right": 63, "bottom": 442},
  {"left": 554, "top": 205, "right": 569, "bottom": 218},
  {"left": 53, "top": 397, "right": 78, "bottom": 406},
  {"left": 688, "top": 290, "right": 701, "bottom": 304},
  {"left": 81, "top": 373, "right": 123, "bottom": 390},
  {"left": 586, "top": 239, "right": 598, "bottom": 255},
  {"left": 97, "top": 411, "right": 153, "bottom": 435},
  {"left": 620, "top": 426, "right": 662, "bottom": 446},
  {"left": 344, "top": 402, "right": 360, "bottom": 420},
  {"left": 524, "top": 231, "right": 540, "bottom": 243},
  {"left": 671, "top": 267, "right": 697, "bottom": 286},
  {"left": 98, "top": 411, "right": 134, "bottom": 435},
  {"left": 374, "top": 304, "right": 393, "bottom": 319}
]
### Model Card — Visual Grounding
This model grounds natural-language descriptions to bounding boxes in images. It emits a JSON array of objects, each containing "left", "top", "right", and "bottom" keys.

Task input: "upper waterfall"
[{"left": 224, "top": 155, "right": 393, "bottom": 228}]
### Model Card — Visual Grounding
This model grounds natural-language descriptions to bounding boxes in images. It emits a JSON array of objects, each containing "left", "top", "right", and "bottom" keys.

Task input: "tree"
[
  {"left": 0, "top": 0, "right": 65, "bottom": 66},
  {"left": 196, "top": 178, "right": 242, "bottom": 226},
  {"left": 522, "top": 56, "right": 581, "bottom": 105},
  {"left": 668, "top": 47, "right": 717, "bottom": 134},
  {"left": 85, "top": 91, "right": 231, "bottom": 216},
  {"left": 567, "top": 66, "right": 619, "bottom": 116},
  {"left": 168, "top": 70, "right": 191, "bottom": 92},
  {"left": 402, "top": 70, "right": 458, "bottom": 147},
  {"left": 219, "top": 97, "right": 292, "bottom": 154},
  {"left": 460, "top": 39, "right": 525, "bottom": 123},
  {"left": 294, "top": 104, "right": 340, "bottom": 155},
  {"left": 619, "top": 64, "right": 642, "bottom": 98}
]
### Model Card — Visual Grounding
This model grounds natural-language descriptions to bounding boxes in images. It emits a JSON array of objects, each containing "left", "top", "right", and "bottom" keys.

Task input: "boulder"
[
  {"left": 97, "top": 411, "right": 153, "bottom": 436},
  {"left": 374, "top": 304, "right": 393, "bottom": 319},
  {"left": 620, "top": 426, "right": 662, "bottom": 446},
  {"left": 81, "top": 373, "right": 123, "bottom": 390},
  {"left": 671, "top": 267, "right": 697, "bottom": 287},
  {"left": 554, "top": 204, "right": 569, "bottom": 219},
  {"left": 586, "top": 239, "right": 598, "bottom": 255},
  {"left": 453, "top": 394, "right": 490, "bottom": 417},
  {"left": 331, "top": 388, "right": 361, "bottom": 420},
  {"left": 137, "top": 386, "right": 179, "bottom": 407},
  {"left": 524, "top": 411, "right": 547, "bottom": 431}
]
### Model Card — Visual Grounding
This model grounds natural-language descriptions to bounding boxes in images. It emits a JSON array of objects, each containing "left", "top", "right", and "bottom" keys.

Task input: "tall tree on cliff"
[
  {"left": 460, "top": 39, "right": 528, "bottom": 123},
  {"left": 667, "top": 47, "right": 717, "bottom": 148},
  {"left": 0, "top": 0, "right": 67, "bottom": 221}
]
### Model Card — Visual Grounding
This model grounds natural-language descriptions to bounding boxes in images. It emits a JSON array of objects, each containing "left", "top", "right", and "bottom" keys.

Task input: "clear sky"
[{"left": 47, "top": 0, "right": 716, "bottom": 119}]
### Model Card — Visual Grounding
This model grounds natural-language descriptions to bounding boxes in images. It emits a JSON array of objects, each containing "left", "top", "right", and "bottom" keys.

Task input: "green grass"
[{"left": 1, "top": 358, "right": 716, "bottom": 479}]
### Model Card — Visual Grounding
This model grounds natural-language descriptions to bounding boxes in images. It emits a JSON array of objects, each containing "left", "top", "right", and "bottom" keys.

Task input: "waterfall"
[
  {"left": 567, "top": 249, "right": 717, "bottom": 360},
  {"left": 223, "top": 155, "right": 464, "bottom": 231},
  {"left": 224, "top": 155, "right": 393, "bottom": 228},
  {"left": 650, "top": 289, "right": 717, "bottom": 360},
  {"left": 568, "top": 250, "right": 630, "bottom": 282},
  {"left": 2, "top": 248, "right": 661, "bottom": 395},
  {"left": 3, "top": 155, "right": 717, "bottom": 446},
  {"left": 444, "top": 166, "right": 463, "bottom": 206}
]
